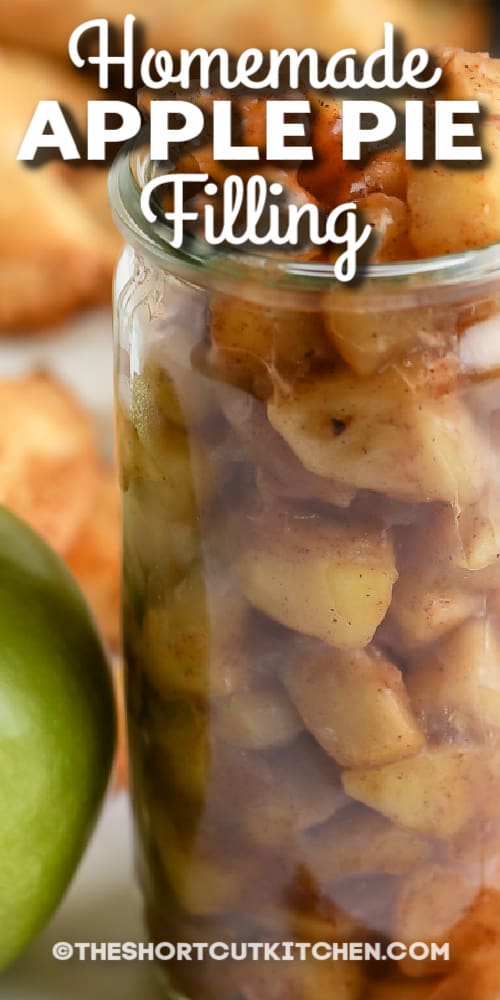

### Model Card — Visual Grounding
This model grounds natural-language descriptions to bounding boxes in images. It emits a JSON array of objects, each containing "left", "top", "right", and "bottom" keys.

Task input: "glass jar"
[{"left": 110, "top": 146, "right": 500, "bottom": 1000}]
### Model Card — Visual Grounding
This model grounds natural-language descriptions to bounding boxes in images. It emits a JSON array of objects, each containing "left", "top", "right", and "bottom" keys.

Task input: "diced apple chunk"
[
  {"left": 362, "top": 145, "right": 408, "bottom": 200},
  {"left": 282, "top": 644, "right": 423, "bottom": 767},
  {"left": 405, "top": 498, "right": 500, "bottom": 586},
  {"left": 439, "top": 47, "right": 500, "bottom": 116},
  {"left": 209, "top": 294, "right": 332, "bottom": 395},
  {"left": 300, "top": 804, "right": 431, "bottom": 883},
  {"left": 328, "top": 871, "right": 397, "bottom": 938},
  {"left": 141, "top": 565, "right": 253, "bottom": 700},
  {"left": 388, "top": 500, "right": 500, "bottom": 649},
  {"left": 239, "top": 736, "right": 348, "bottom": 848},
  {"left": 212, "top": 685, "right": 303, "bottom": 749},
  {"left": 140, "top": 325, "right": 220, "bottom": 431},
  {"left": 396, "top": 874, "right": 500, "bottom": 986},
  {"left": 298, "top": 94, "right": 345, "bottom": 203},
  {"left": 131, "top": 359, "right": 186, "bottom": 432},
  {"left": 323, "top": 295, "right": 450, "bottom": 376},
  {"left": 217, "top": 383, "right": 355, "bottom": 508},
  {"left": 233, "top": 503, "right": 397, "bottom": 648},
  {"left": 342, "top": 748, "right": 495, "bottom": 838},
  {"left": 388, "top": 553, "right": 483, "bottom": 650},
  {"left": 358, "top": 194, "right": 414, "bottom": 263},
  {"left": 448, "top": 810, "right": 500, "bottom": 868},
  {"left": 395, "top": 864, "right": 480, "bottom": 976},
  {"left": 123, "top": 475, "right": 201, "bottom": 604},
  {"left": 268, "top": 366, "right": 487, "bottom": 504},
  {"left": 406, "top": 617, "right": 500, "bottom": 741},
  {"left": 149, "top": 698, "right": 209, "bottom": 802},
  {"left": 152, "top": 806, "right": 258, "bottom": 915},
  {"left": 123, "top": 415, "right": 214, "bottom": 520},
  {"left": 408, "top": 122, "right": 500, "bottom": 256}
]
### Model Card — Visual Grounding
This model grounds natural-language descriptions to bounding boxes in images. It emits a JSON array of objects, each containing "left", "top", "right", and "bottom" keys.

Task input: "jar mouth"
[{"left": 109, "top": 142, "right": 500, "bottom": 303}]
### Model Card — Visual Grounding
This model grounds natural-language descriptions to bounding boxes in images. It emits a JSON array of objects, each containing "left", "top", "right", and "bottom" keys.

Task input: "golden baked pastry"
[
  {"left": 0, "top": 48, "right": 121, "bottom": 330},
  {"left": 0, "top": 369, "right": 121, "bottom": 646},
  {"left": 0, "top": 371, "right": 100, "bottom": 551},
  {"left": 0, "top": 0, "right": 489, "bottom": 60}
]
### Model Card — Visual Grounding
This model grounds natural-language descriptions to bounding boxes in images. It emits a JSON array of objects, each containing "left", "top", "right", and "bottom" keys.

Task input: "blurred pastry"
[
  {"left": 0, "top": 0, "right": 489, "bottom": 59},
  {"left": 0, "top": 368, "right": 121, "bottom": 646},
  {"left": 0, "top": 48, "right": 121, "bottom": 330},
  {"left": 0, "top": 370, "right": 100, "bottom": 551}
]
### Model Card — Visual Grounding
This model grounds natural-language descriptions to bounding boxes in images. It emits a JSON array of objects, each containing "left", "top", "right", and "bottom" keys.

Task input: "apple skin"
[{"left": 0, "top": 506, "right": 116, "bottom": 970}]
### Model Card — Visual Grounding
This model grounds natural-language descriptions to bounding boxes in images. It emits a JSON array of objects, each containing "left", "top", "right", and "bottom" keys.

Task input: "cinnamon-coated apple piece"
[
  {"left": 300, "top": 804, "right": 431, "bottom": 884},
  {"left": 282, "top": 642, "right": 423, "bottom": 767},
  {"left": 268, "top": 363, "right": 488, "bottom": 504},
  {"left": 406, "top": 617, "right": 500, "bottom": 741},
  {"left": 342, "top": 747, "right": 500, "bottom": 838},
  {"left": 232, "top": 500, "right": 397, "bottom": 649}
]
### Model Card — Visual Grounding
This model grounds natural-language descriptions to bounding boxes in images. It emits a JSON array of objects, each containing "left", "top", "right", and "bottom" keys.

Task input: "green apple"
[{"left": 0, "top": 506, "right": 116, "bottom": 970}]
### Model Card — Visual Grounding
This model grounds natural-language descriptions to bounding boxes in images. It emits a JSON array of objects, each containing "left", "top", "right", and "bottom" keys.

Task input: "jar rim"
[{"left": 109, "top": 143, "right": 500, "bottom": 300}]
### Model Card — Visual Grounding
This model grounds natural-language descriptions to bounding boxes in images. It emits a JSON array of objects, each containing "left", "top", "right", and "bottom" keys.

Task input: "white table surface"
[{"left": 0, "top": 310, "right": 159, "bottom": 998}]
